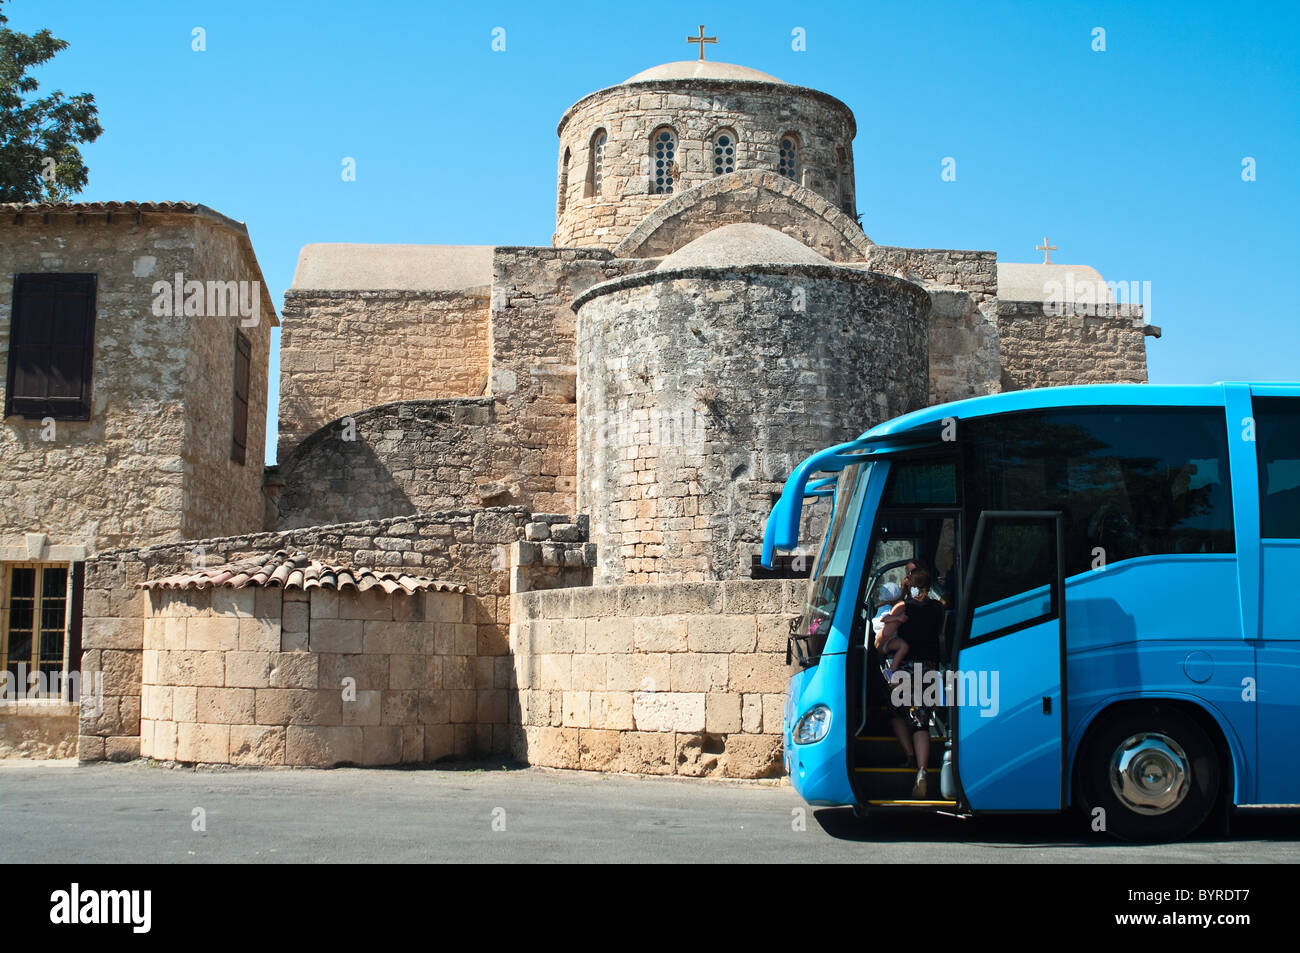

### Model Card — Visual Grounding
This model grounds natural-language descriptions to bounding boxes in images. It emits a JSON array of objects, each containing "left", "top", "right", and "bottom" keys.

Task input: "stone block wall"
[
  {"left": 270, "top": 399, "right": 498, "bottom": 529},
  {"left": 510, "top": 579, "right": 800, "bottom": 778},
  {"left": 575, "top": 266, "right": 931, "bottom": 583},
  {"left": 139, "top": 585, "right": 492, "bottom": 765},
  {"left": 866, "top": 245, "right": 1002, "bottom": 403},
  {"left": 77, "top": 508, "right": 591, "bottom": 761},
  {"left": 488, "top": 248, "right": 650, "bottom": 515},
  {"left": 277, "top": 288, "right": 490, "bottom": 460},
  {"left": 997, "top": 302, "right": 1153, "bottom": 390},
  {"left": 0, "top": 703, "right": 80, "bottom": 758},
  {"left": 555, "top": 79, "right": 856, "bottom": 248},
  {"left": 0, "top": 208, "right": 272, "bottom": 554},
  {"left": 612, "top": 170, "right": 870, "bottom": 263},
  {"left": 183, "top": 219, "right": 275, "bottom": 539}
]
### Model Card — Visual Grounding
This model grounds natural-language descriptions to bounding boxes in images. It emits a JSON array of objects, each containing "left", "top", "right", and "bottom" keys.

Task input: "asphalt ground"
[{"left": 3, "top": 760, "right": 1297, "bottom": 864}]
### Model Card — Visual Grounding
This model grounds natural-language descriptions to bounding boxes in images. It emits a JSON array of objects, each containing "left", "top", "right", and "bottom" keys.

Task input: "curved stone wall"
[
  {"left": 574, "top": 265, "right": 931, "bottom": 584},
  {"left": 555, "top": 79, "right": 856, "bottom": 249},
  {"left": 613, "top": 170, "right": 871, "bottom": 262},
  {"left": 140, "top": 585, "right": 480, "bottom": 766},
  {"left": 271, "top": 399, "right": 498, "bottom": 529}
]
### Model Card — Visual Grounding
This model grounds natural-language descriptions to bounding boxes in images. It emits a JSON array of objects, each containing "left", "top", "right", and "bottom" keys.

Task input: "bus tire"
[{"left": 1076, "top": 704, "right": 1219, "bottom": 842}]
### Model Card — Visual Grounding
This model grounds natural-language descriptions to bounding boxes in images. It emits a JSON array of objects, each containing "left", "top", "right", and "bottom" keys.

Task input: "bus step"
[
  {"left": 855, "top": 764, "right": 946, "bottom": 799},
  {"left": 867, "top": 799, "right": 958, "bottom": 808}
]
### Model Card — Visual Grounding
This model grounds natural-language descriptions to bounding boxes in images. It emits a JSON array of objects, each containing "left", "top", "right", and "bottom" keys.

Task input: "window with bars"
[
  {"left": 231, "top": 329, "right": 251, "bottom": 465},
  {"left": 778, "top": 135, "right": 800, "bottom": 182},
  {"left": 650, "top": 127, "right": 677, "bottom": 194},
  {"left": 587, "top": 130, "right": 606, "bottom": 196},
  {"left": 4, "top": 274, "right": 98, "bottom": 420},
  {"left": 2, "top": 564, "right": 75, "bottom": 698},
  {"left": 712, "top": 129, "right": 737, "bottom": 175}
]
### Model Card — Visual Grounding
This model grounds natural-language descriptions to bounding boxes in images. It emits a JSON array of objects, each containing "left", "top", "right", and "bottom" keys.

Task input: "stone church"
[{"left": 0, "top": 43, "right": 1156, "bottom": 776}]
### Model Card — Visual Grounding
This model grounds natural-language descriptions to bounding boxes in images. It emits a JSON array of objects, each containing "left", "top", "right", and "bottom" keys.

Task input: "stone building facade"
[
  {"left": 2, "top": 53, "right": 1158, "bottom": 774},
  {"left": 0, "top": 202, "right": 276, "bottom": 757}
]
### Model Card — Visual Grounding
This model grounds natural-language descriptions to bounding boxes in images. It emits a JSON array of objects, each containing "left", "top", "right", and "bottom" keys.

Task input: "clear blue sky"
[{"left": 11, "top": 0, "right": 1299, "bottom": 462}]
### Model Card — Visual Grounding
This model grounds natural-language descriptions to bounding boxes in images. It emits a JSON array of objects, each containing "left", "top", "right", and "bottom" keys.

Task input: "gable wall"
[{"left": 276, "top": 288, "right": 490, "bottom": 461}]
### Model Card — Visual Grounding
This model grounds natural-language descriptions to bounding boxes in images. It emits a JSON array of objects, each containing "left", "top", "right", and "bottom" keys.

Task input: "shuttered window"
[
  {"left": 4, "top": 274, "right": 97, "bottom": 420},
  {"left": 231, "top": 329, "right": 251, "bottom": 464}
]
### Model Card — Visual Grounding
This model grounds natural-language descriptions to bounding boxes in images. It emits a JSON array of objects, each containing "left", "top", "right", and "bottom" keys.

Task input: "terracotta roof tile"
[{"left": 138, "top": 550, "right": 464, "bottom": 596}]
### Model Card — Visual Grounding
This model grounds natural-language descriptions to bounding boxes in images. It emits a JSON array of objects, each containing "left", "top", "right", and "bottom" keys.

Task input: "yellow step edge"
[
  {"left": 867, "top": 799, "right": 958, "bottom": 806},
  {"left": 855, "top": 767, "right": 937, "bottom": 773}
]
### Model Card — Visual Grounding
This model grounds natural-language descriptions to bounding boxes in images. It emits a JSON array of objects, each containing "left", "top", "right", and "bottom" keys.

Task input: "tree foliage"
[{"left": 0, "top": 1, "right": 102, "bottom": 202}]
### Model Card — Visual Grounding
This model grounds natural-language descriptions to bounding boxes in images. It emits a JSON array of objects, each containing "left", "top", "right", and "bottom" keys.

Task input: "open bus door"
[{"left": 952, "top": 511, "right": 1068, "bottom": 812}]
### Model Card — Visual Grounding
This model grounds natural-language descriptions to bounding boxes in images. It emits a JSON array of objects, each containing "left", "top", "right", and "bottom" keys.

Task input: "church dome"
[
  {"left": 623, "top": 60, "right": 786, "bottom": 85},
  {"left": 656, "top": 223, "right": 830, "bottom": 270}
]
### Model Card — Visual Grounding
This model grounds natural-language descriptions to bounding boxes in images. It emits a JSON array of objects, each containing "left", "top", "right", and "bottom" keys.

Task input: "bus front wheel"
[{"left": 1077, "top": 704, "right": 1219, "bottom": 842}]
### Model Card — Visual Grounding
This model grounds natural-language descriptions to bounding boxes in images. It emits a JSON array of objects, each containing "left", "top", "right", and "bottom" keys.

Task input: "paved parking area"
[{"left": 2, "top": 761, "right": 1297, "bottom": 863}]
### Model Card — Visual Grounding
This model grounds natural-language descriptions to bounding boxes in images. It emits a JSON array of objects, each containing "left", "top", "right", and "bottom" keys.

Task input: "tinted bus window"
[
  {"left": 1255, "top": 397, "right": 1300, "bottom": 538},
  {"left": 885, "top": 460, "right": 958, "bottom": 506},
  {"left": 966, "top": 408, "right": 1234, "bottom": 577}
]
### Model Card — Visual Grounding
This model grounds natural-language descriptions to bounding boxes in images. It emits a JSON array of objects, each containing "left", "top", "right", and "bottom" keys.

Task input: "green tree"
[{"left": 0, "top": 1, "right": 102, "bottom": 202}]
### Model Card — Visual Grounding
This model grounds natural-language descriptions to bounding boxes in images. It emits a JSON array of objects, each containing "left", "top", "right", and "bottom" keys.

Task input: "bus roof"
[{"left": 859, "top": 382, "right": 1300, "bottom": 440}]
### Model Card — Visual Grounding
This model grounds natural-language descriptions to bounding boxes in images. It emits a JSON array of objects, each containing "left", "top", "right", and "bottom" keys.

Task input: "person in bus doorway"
[
  {"left": 884, "top": 569, "right": 945, "bottom": 796},
  {"left": 906, "top": 558, "right": 950, "bottom": 609},
  {"left": 873, "top": 582, "right": 910, "bottom": 681}
]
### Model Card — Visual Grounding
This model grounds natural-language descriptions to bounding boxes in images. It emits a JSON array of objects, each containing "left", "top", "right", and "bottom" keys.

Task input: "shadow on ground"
[{"left": 814, "top": 806, "right": 1300, "bottom": 846}]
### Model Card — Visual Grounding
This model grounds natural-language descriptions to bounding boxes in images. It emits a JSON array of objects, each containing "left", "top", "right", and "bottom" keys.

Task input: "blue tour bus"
[{"left": 763, "top": 382, "right": 1299, "bottom": 840}]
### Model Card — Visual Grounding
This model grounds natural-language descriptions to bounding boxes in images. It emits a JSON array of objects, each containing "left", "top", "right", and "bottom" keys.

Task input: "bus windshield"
[{"left": 798, "top": 461, "right": 872, "bottom": 655}]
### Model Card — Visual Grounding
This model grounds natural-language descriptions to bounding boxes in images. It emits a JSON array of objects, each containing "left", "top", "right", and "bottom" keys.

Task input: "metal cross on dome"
[
  {"left": 1036, "top": 236, "right": 1058, "bottom": 264},
  {"left": 687, "top": 25, "right": 717, "bottom": 61}
]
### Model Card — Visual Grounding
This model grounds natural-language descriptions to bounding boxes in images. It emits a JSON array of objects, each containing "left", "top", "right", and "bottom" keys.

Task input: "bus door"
[{"left": 954, "top": 511, "right": 1067, "bottom": 812}]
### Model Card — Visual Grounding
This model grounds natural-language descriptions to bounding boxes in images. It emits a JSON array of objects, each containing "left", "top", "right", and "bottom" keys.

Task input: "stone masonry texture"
[
  {"left": 555, "top": 78, "right": 857, "bottom": 248},
  {"left": 575, "top": 265, "right": 931, "bottom": 584}
]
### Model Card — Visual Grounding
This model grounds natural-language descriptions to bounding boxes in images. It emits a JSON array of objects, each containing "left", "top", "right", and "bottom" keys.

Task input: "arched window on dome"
[
  {"left": 712, "top": 128, "right": 737, "bottom": 175},
  {"left": 558, "top": 146, "right": 571, "bottom": 217},
  {"left": 650, "top": 126, "right": 677, "bottom": 194},
  {"left": 778, "top": 133, "right": 800, "bottom": 183},
  {"left": 586, "top": 129, "right": 607, "bottom": 197}
]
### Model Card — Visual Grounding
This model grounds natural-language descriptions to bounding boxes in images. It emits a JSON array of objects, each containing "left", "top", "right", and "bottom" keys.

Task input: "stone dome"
[
  {"left": 623, "top": 61, "right": 786, "bottom": 85},
  {"left": 656, "top": 223, "right": 831, "bottom": 270}
]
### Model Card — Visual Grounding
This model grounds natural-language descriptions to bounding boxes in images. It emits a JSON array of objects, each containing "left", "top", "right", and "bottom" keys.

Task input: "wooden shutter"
[
  {"left": 231, "top": 329, "right": 251, "bottom": 464},
  {"left": 5, "top": 274, "right": 98, "bottom": 419}
]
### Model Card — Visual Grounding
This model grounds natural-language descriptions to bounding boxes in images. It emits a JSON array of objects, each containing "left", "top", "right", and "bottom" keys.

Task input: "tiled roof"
[
  {"left": 3, "top": 200, "right": 204, "bottom": 213},
  {"left": 138, "top": 550, "right": 464, "bottom": 596}
]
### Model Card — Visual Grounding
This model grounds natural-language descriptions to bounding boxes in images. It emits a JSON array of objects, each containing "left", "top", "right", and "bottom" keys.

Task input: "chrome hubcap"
[{"left": 1109, "top": 732, "right": 1190, "bottom": 815}]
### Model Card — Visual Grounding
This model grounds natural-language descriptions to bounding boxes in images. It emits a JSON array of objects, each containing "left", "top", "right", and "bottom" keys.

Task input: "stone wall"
[
  {"left": 488, "top": 248, "right": 650, "bottom": 515},
  {"left": 0, "top": 209, "right": 273, "bottom": 554},
  {"left": 575, "top": 266, "right": 931, "bottom": 584},
  {"left": 510, "top": 579, "right": 799, "bottom": 778},
  {"left": 183, "top": 219, "right": 274, "bottom": 539},
  {"left": 0, "top": 206, "right": 275, "bottom": 758},
  {"left": 0, "top": 703, "right": 80, "bottom": 758},
  {"left": 140, "top": 585, "right": 490, "bottom": 765},
  {"left": 270, "top": 399, "right": 498, "bottom": 529},
  {"left": 997, "top": 302, "right": 1154, "bottom": 391},
  {"left": 78, "top": 508, "right": 593, "bottom": 761},
  {"left": 555, "top": 79, "right": 856, "bottom": 248},
  {"left": 613, "top": 170, "right": 870, "bottom": 262},
  {"left": 866, "top": 245, "right": 1001, "bottom": 403},
  {"left": 277, "top": 288, "right": 490, "bottom": 460}
]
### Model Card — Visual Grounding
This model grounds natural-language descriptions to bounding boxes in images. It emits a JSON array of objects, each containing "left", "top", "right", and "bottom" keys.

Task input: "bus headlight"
[{"left": 794, "top": 705, "right": 832, "bottom": 744}]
